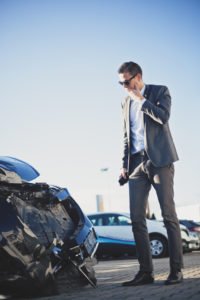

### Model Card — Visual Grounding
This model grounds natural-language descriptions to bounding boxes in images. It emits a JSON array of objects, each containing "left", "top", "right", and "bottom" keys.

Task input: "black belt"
[{"left": 131, "top": 150, "right": 147, "bottom": 157}]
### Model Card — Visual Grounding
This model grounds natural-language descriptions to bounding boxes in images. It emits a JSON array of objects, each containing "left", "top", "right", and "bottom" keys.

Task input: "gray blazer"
[{"left": 121, "top": 84, "right": 179, "bottom": 171}]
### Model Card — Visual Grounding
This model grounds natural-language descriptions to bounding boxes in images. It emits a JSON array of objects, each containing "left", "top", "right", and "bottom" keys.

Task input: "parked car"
[
  {"left": 0, "top": 156, "right": 98, "bottom": 298},
  {"left": 87, "top": 212, "right": 199, "bottom": 259},
  {"left": 180, "top": 223, "right": 200, "bottom": 251},
  {"left": 179, "top": 220, "right": 200, "bottom": 250}
]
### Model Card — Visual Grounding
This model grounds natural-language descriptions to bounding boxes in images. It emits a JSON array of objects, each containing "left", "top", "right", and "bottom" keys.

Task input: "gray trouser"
[{"left": 128, "top": 152, "right": 183, "bottom": 273}]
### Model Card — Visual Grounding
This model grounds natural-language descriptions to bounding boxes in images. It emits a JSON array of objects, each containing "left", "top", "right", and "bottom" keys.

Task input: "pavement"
[
  {"left": 1, "top": 252, "right": 200, "bottom": 300},
  {"left": 42, "top": 251, "right": 200, "bottom": 300}
]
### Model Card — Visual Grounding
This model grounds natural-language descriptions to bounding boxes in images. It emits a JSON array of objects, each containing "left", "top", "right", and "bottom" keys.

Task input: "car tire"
[
  {"left": 182, "top": 240, "right": 189, "bottom": 253},
  {"left": 149, "top": 234, "right": 168, "bottom": 258}
]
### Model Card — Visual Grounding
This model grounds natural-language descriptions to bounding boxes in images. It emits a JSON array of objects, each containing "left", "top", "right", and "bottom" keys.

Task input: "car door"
[
  {"left": 100, "top": 213, "right": 134, "bottom": 242},
  {"left": 88, "top": 214, "right": 106, "bottom": 237}
]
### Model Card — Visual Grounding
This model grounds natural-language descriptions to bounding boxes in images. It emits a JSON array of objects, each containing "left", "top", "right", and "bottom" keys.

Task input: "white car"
[
  {"left": 180, "top": 225, "right": 200, "bottom": 251},
  {"left": 87, "top": 212, "right": 198, "bottom": 258}
]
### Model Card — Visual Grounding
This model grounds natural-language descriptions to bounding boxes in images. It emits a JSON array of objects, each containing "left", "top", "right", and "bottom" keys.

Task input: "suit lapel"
[
  {"left": 143, "top": 84, "right": 151, "bottom": 99},
  {"left": 143, "top": 84, "right": 151, "bottom": 126}
]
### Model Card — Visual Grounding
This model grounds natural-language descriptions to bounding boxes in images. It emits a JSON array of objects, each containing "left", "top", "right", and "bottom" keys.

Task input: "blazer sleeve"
[
  {"left": 121, "top": 100, "right": 129, "bottom": 170},
  {"left": 141, "top": 86, "right": 171, "bottom": 124},
  {"left": 122, "top": 119, "right": 129, "bottom": 169}
]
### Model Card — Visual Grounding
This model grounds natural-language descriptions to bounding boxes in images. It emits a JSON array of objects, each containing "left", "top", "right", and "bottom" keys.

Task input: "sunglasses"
[{"left": 118, "top": 74, "right": 137, "bottom": 86}]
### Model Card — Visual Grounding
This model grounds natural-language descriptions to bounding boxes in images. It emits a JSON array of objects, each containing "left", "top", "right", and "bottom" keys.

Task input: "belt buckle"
[{"left": 138, "top": 150, "right": 145, "bottom": 156}]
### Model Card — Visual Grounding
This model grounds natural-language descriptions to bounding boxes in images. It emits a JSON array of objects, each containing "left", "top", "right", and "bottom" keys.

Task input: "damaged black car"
[{"left": 0, "top": 156, "right": 98, "bottom": 298}]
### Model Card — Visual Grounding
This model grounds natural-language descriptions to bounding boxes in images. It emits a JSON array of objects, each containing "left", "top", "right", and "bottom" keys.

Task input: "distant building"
[{"left": 96, "top": 194, "right": 104, "bottom": 212}]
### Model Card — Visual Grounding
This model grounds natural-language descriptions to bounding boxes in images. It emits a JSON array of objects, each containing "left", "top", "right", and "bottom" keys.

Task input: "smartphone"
[{"left": 118, "top": 175, "right": 129, "bottom": 186}]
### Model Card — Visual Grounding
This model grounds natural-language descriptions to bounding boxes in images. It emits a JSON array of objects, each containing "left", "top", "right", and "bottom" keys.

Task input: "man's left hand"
[{"left": 128, "top": 83, "right": 144, "bottom": 101}]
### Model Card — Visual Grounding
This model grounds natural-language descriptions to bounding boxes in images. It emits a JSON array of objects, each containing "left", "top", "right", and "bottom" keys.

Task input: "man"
[{"left": 118, "top": 61, "right": 183, "bottom": 286}]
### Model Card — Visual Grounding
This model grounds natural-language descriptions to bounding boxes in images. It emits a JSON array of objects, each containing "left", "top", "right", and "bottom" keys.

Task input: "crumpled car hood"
[{"left": 0, "top": 156, "right": 40, "bottom": 181}]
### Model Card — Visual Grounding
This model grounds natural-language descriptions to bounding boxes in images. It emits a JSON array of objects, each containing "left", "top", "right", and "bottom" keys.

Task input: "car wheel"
[
  {"left": 150, "top": 234, "right": 168, "bottom": 258},
  {"left": 182, "top": 240, "right": 189, "bottom": 253}
]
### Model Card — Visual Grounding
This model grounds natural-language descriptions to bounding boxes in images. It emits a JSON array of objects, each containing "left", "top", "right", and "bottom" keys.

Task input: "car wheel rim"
[{"left": 150, "top": 239, "right": 164, "bottom": 256}]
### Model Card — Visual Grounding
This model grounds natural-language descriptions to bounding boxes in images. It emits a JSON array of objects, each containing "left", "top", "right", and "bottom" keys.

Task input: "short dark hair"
[{"left": 118, "top": 61, "right": 142, "bottom": 76}]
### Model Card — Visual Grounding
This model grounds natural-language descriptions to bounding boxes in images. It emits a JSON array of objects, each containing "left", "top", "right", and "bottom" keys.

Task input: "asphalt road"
[{"left": 1, "top": 252, "right": 200, "bottom": 300}]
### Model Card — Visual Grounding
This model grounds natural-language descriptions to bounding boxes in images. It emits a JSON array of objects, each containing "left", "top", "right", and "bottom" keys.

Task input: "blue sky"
[{"left": 0, "top": 0, "right": 200, "bottom": 218}]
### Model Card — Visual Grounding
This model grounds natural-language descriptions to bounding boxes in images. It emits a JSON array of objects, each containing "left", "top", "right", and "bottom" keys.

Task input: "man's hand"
[
  {"left": 128, "top": 82, "right": 144, "bottom": 101},
  {"left": 120, "top": 168, "right": 128, "bottom": 179},
  {"left": 119, "top": 168, "right": 129, "bottom": 185}
]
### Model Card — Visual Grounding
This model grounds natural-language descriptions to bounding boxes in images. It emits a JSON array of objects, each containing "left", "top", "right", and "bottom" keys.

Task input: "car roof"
[
  {"left": 87, "top": 212, "right": 130, "bottom": 217},
  {"left": 180, "top": 220, "right": 200, "bottom": 226}
]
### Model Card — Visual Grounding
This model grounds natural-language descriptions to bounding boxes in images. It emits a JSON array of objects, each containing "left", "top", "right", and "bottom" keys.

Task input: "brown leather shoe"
[
  {"left": 122, "top": 271, "right": 154, "bottom": 286},
  {"left": 164, "top": 271, "right": 183, "bottom": 285}
]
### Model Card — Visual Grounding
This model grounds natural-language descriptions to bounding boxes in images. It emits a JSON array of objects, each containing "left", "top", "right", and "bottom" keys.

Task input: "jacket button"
[{"left": 157, "top": 101, "right": 160, "bottom": 105}]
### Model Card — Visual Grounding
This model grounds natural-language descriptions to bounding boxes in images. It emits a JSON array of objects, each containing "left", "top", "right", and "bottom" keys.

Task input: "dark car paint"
[{"left": 0, "top": 157, "right": 98, "bottom": 297}]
